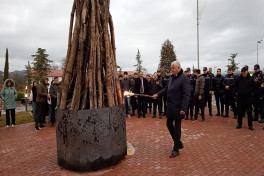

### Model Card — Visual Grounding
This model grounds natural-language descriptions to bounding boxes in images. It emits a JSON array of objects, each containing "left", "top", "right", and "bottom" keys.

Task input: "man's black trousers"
[
  {"left": 237, "top": 96, "right": 253, "bottom": 127},
  {"left": 167, "top": 118, "right": 182, "bottom": 152}
]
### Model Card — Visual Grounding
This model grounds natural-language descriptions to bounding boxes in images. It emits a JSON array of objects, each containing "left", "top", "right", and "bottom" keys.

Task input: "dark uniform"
[
  {"left": 162, "top": 74, "right": 170, "bottom": 116},
  {"left": 135, "top": 77, "right": 149, "bottom": 118},
  {"left": 223, "top": 73, "right": 237, "bottom": 118},
  {"left": 202, "top": 71, "right": 213, "bottom": 116},
  {"left": 252, "top": 64, "right": 264, "bottom": 122},
  {"left": 235, "top": 67, "right": 254, "bottom": 130},
  {"left": 185, "top": 74, "right": 196, "bottom": 120},
  {"left": 260, "top": 80, "right": 264, "bottom": 123},
  {"left": 213, "top": 73, "right": 225, "bottom": 116}
]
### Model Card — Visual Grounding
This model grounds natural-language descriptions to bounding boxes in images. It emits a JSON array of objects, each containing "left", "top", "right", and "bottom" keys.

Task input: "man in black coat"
[
  {"left": 252, "top": 64, "right": 264, "bottom": 122},
  {"left": 235, "top": 67, "right": 254, "bottom": 130},
  {"left": 202, "top": 67, "right": 213, "bottom": 116},
  {"left": 135, "top": 71, "right": 149, "bottom": 118},
  {"left": 162, "top": 69, "right": 171, "bottom": 116},
  {"left": 153, "top": 61, "right": 190, "bottom": 158},
  {"left": 213, "top": 68, "right": 225, "bottom": 116},
  {"left": 184, "top": 68, "right": 196, "bottom": 120},
  {"left": 223, "top": 67, "right": 237, "bottom": 118}
]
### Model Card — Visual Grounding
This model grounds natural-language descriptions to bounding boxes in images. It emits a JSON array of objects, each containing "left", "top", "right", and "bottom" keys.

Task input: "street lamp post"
[{"left": 257, "top": 39, "right": 263, "bottom": 65}]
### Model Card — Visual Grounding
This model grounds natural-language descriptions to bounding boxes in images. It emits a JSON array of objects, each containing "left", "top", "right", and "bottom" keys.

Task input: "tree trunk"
[{"left": 59, "top": 0, "right": 121, "bottom": 110}]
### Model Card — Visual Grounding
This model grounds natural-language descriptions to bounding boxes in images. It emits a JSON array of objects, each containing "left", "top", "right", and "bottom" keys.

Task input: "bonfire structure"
[{"left": 56, "top": 0, "right": 127, "bottom": 171}]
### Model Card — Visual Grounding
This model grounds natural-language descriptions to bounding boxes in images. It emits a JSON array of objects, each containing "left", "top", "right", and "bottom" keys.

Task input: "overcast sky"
[{"left": 0, "top": 0, "right": 264, "bottom": 74}]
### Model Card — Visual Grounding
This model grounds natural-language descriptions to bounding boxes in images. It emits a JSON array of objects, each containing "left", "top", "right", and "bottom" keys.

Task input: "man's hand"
[
  {"left": 135, "top": 96, "right": 138, "bottom": 98},
  {"left": 199, "top": 95, "right": 202, "bottom": 100},
  {"left": 180, "top": 111, "right": 185, "bottom": 115},
  {"left": 153, "top": 94, "right": 158, "bottom": 99},
  {"left": 261, "top": 83, "right": 264, "bottom": 88},
  {"left": 209, "top": 91, "right": 213, "bottom": 94},
  {"left": 47, "top": 94, "right": 51, "bottom": 99},
  {"left": 225, "top": 85, "right": 230, "bottom": 90},
  {"left": 254, "top": 78, "right": 258, "bottom": 82}
]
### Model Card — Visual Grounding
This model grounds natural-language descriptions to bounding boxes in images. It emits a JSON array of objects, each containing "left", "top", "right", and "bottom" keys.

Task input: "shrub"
[{"left": 17, "top": 91, "right": 25, "bottom": 101}]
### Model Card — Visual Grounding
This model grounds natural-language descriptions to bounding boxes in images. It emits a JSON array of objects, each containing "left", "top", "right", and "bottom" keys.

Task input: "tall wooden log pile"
[{"left": 59, "top": 0, "right": 122, "bottom": 110}]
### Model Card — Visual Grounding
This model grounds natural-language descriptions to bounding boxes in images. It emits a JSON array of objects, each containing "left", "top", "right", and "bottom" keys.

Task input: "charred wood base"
[{"left": 56, "top": 104, "right": 127, "bottom": 171}]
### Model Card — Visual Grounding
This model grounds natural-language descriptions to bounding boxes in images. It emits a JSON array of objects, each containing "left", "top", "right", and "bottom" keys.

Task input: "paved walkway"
[{"left": 0, "top": 106, "right": 263, "bottom": 176}]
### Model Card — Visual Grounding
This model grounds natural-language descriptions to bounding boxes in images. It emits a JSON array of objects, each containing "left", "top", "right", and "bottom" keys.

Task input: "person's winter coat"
[
  {"left": 0, "top": 79, "right": 17, "bottom": 110},
  {"left": 158, "top": 69, "right": 190, "bottom": 120},
  {"left": 36, "top": 77, "right": 48, "bottom": 103},
  {"left": 235, "top": 73, "right": 253, "bottom": 97}
]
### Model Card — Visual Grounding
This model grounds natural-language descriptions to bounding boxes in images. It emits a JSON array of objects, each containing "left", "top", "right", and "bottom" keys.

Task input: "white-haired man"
[{"left": 153, "top": 61, "right": 190, "bottom": 158}]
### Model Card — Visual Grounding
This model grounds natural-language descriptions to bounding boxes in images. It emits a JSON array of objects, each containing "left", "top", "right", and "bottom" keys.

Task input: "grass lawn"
[{"left": 0, "top": 111, "right": 34, "bottom": 128}]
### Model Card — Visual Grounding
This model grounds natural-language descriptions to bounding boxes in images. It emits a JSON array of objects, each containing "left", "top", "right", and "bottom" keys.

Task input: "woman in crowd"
[{"left": 0, "top": 79, "right": 17, "bottom": 127}]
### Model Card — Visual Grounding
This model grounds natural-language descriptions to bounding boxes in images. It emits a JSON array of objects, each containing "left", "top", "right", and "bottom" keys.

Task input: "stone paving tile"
[{"left": 0, "top": 106, "right": 263, "bottom": 176}]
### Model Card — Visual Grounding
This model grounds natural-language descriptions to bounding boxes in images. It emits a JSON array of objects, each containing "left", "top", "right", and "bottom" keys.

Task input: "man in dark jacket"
[
  {"left": 223, "top": 67, "right": 237, "bottom": 118},
  {"left": 202, "top": 67, "right": 213, "bottom": 116},
  {"left": 235, "top": 67, "right": 254, "bottom": 130},
  {"left": 260, "top": 81, "right": 264, "bottom": 125},
  {"left": 252, "top": 64, "right": 264, "bottom": 122},
  {"left": 184, "top": 68, "right": 196, "bottom": 120},
  {"left": 130, "top": 73, "right": 138, "bottom": 116},
  {"left": 153, "top": 61, "right": 190, "bottom": 158},
  {"left": 120, "top": 72, "right": 132, "bottom": 117},
  {"left": 213, "top": 68, "right": 225, "bottom": 116},
  {"left": 135, "top": 71, "right": 149, "bottom": 118},
  {"left": 194, "top": 69, "right": 205, "bottom": 121},
  {"left": 150, "top": 74, "right": 162, "bottom": 118},
  {"left": 49, "top": 77, "right": 59, "bottom": 127},
  {"left": 36, "top": 77, "right": 50, "bottom": 130},
  {"left": 146, "top": 75, "right": 152, "bottom": 114},
  {"left": 162, "top": 69, "right": 171, "bottom": 116}
]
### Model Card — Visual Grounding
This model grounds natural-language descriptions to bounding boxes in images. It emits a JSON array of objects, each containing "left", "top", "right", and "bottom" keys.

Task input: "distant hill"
[
  {"left": 0, "top": 70, "right": 26, "bottom": 76},
  {"left": 11, "top": 70, "right": 27, "bottom": 76}
]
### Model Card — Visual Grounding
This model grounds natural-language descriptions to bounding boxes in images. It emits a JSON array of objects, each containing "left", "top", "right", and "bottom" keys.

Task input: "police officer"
[
  {"left": 260, "top": 80, "right": 264, "bottom": 123},
  {"left": 202, "top": 67, "right": 213, "bottom": 116},
  {"left": 223, "top": 67, "right": 237, "bottom": 118},
  {"left": 252, "top": 64, "right": 264, "bottom": 122},
  {"left": 162, "top": 69, "right": 171, "bottom": 116},
  {"left": 184, "top": 68, "right": 196, "bottom": 120},
  {"left": 213, "top": 68, "right": 225, "bottom": 116}
]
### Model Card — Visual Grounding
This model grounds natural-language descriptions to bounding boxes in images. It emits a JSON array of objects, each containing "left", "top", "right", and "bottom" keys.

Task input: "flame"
[{"left": 124, "top": 91, "right": 135, "bottom": 97}]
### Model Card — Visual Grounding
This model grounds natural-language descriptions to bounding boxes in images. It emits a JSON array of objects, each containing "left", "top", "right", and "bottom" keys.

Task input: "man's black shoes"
[
  {"left": 236, "top": 124, "right": 242, "bottom": 129},
  {"left": 179, "top": 143, "right": 184, "bottom": 149},
  {"left": 169, "top": 150, "right": 179, "bottom": 158},
  {"left": 249, "top": 126, "right": 254, "bottom": 130}
]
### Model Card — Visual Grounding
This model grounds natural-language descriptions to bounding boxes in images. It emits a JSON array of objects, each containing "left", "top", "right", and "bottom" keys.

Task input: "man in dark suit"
[
  {"left": 135, "top": 71, "right": 149, "bottom": 118},
  {"left": 153, "top": 61, "right": 190, "bottom": 158}
]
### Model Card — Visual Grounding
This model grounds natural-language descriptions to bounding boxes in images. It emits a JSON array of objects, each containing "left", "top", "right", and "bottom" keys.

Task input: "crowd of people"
[
  {"left": 120, "top": 64, "right": 264, "bottom": 131},
  {"left": 0, "top": 76, "right": 60, "bottom": 131}
]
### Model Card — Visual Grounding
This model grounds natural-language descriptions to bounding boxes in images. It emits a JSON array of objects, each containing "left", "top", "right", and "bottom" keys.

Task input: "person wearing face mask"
[{"left": 235, "top": 67, "right": 254, "bottom": 130}]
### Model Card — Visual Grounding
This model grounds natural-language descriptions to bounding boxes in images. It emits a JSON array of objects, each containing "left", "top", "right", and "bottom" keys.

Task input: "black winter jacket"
[
  {"left": 213, "top": 74, "right": 224, "bottom": 92},
  {"left": 158, "top": 69, "right": 190, "bottom": 119},
  {"left": 235, "top": 74, "right": 253, "bottom": 97},
  {"left": 223, "top": 73, "right": 236, "bottom": 93},
  {"left": 202, "top": 72, "right": 213, "bottom": 93}
]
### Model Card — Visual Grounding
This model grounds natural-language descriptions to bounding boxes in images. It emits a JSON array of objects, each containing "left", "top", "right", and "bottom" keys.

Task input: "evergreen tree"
[
  {"left": 25, "top": 61, "right": 33, "bottom": 86},
  {"left": 159, "top": 39, "right": 177, "bottom": 74},
  {"left": 31, "top": 48, "right": 53, "bottom": 80},
  {"left": 226, "top": 53, "right": 239, "bottom": 71},
  {"left": 3, "top": 48, "right": 9, "bottom": 82},
  {"left": 134, "top": 49, "right": 146, "bottom": 73}
]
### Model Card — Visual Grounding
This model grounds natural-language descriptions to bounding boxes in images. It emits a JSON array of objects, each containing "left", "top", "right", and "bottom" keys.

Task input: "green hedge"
[{"left": 17, "top": 91, "right": 25, "bottom": 101}]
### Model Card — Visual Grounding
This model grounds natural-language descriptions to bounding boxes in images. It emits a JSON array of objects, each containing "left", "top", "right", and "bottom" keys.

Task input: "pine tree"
[
  {"left": 25, "top": 61, "right": 33, "bottom": 86},
  {"left": 226, "top": 53, "right": 239, "bottom": 71},
  {"left": 3, "top": 48, "right": 9, "bottom": 82},
  {"left": 134, "top": 49, "right": 146, "bottom": 73},
  {"left": 159, "top": 39, "right": 177, "bottom": 74},
  {"left": 31, "top": 48, "right": 52, "bottom": 80}
]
